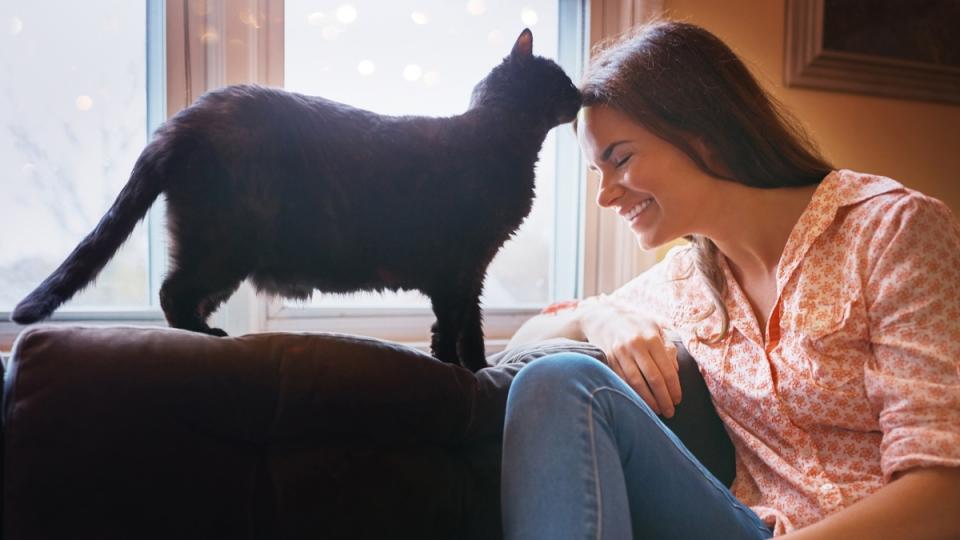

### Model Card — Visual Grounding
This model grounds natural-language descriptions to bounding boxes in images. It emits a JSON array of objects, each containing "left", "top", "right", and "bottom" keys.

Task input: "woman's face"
[{"left": 577, "top": 105, "right": 718, "bottom": 250}]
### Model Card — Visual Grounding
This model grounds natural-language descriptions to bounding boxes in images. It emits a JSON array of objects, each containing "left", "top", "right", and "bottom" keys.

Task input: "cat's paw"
[{"left": 208, "top": 327, "right": 229, "bottom": 337}]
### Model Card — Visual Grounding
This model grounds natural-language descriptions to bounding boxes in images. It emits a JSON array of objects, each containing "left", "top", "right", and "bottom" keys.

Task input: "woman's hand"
[{"left": 577, "top": 296, "right": 682, "bottom": 417}]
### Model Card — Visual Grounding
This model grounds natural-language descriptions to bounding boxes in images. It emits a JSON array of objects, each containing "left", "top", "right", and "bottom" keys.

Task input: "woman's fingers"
[
  {"left": 607, "top": 356, "right": 627, "bottom": 383},
  {"left": 609, "top": 338, "right": 681, "bottom": 417},
  {"left": 666, "top": 339, "right": 679, "bottom": 371},
  {"left": 609, "top": 351, "right": 659, "bottom": 414},
  {"left": 650, "top": 340, "right": 682, "bottom": 406},
  {"left": 631, "top": 351, "right": 677, "bottom": 418},
  {"left": 607, "top": 354, "right": 650, "bottom": 407},
  {"left": 611, "top": 347, "right": 669, "bottom": 417}
]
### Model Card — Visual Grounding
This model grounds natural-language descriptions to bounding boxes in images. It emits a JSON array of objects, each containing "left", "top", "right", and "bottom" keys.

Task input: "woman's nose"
[{"left": 596, "top": 173, "right": 622, "bottom": 208}]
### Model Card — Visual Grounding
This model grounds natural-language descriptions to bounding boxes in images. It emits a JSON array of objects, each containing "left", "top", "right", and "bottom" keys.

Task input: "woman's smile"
[{"left": 622, "top": 197, "right": 655, "bottom": 226}]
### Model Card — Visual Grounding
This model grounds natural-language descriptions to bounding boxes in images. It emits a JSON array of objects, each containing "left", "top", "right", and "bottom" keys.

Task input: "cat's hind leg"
[{"left": 159, "top": 256, "right": 248, "bottom": 337}]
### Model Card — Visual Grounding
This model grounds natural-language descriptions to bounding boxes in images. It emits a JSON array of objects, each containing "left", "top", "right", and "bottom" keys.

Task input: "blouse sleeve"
[
  {"left": 863, "top": 193, "right": 960, "bottom": 482},
  {"left": 600, "top": 244, "right": 690, "bottom": 331}
]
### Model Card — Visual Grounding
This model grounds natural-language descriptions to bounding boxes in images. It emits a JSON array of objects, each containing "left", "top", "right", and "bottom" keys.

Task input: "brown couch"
[{"left": 1, "top": 326, "right": 733, "bottom": 539}]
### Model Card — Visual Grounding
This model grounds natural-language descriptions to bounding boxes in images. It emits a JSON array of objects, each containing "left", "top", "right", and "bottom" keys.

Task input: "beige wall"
[{"left": 660, "top": 0, "right": 960, "bottom": 213}]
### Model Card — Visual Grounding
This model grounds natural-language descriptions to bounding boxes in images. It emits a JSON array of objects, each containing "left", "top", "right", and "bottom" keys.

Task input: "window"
[{"left": 0, "top": 0, "right": 166, "bottom": 318}]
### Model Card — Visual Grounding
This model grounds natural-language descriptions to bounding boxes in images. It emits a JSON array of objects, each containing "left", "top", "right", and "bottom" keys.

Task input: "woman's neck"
[{"left": 708, "top": 182, "right": 819, "bottom": 281}]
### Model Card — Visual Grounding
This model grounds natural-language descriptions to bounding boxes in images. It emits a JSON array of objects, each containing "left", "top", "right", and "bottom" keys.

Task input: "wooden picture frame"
[{"left": 784, "top": 0, "right": 960, "bottom": 105}]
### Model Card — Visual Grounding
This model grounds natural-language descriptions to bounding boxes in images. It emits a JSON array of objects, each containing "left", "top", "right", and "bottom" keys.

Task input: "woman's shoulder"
[
  {"left": 827, "top": 171, "right": 960, "bottom": 284},
  {"left": 833, "top": 169, "right": 957, "bottom": 232}
]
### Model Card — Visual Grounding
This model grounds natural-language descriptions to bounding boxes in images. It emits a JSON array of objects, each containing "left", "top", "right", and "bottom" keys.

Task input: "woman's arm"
[
  {"left": 506, "top": 296, "right": 682, "bottom": 417},
  {"left": 781, "top": 466, "right": 960, "bottom": 540},
  {"left": 506, "top": 302, "right": 586, "bottom": 349}
]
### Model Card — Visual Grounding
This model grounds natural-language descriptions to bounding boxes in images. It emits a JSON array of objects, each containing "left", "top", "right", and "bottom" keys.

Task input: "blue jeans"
[{"left": 501, "top": 353, "right": 773, "bottom": 540}]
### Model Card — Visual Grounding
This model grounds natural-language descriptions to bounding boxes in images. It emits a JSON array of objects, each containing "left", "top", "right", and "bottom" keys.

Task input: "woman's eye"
[{"left": 614, "top": 155, "right": 632, "bottom": 168}]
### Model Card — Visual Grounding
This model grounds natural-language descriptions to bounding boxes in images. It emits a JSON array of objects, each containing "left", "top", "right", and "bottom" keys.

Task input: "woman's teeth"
[{"left": 625, "top": 198, "right": 653, "bottom": 221}]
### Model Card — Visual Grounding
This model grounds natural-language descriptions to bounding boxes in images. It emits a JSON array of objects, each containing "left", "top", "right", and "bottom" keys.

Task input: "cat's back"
[
  {"left": 161, "top": 84, "right": 516, "bottom": 194},
  {"left": 171, "top": 84, "right": 377, "bottom": 137}
]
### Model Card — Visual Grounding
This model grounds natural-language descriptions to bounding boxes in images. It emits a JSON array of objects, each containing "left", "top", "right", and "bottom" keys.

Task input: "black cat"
[{"left": 11, "top": 29, "right": 581, "bottom": 372}]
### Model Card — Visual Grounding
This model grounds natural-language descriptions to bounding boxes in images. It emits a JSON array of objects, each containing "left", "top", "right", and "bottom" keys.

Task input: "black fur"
[{"left": 11, "top": 29, "right": 581, "bottom": 372}]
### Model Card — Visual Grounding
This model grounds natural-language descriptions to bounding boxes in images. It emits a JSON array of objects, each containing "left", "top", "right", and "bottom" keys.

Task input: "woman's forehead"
[
  {"left": 578, "top": 106, "right": 646, "bottom": 146},
  {"left": 580, "top": 106, "right": 636, "bottom": 132}
]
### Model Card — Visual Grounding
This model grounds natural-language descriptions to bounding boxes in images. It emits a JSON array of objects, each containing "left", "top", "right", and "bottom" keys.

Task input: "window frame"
[{"left": 0, "top": 0, "right": 170, "bottom": 349}]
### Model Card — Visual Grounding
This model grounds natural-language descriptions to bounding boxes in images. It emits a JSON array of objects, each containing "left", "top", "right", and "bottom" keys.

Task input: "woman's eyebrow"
[{"left": 601, "top": 140, "right": 631, "bottom": 162}]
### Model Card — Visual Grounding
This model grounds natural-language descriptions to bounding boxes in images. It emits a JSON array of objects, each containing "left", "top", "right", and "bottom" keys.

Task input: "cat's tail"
[{"left": 11, "top": 140, "right": 169, "bottom": 325}]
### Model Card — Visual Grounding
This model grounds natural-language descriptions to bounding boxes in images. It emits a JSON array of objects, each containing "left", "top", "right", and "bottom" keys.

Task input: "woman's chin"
[
  {"left": 629, "top": 215, "right": 663, "bottom": 248},
  {"left": 633, "top": 232, "right": 661, "bottom": 251}
]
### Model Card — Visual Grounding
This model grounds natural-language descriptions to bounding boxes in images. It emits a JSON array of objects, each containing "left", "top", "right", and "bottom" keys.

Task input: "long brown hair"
[{"left": 580, "top": 20, "right": 832, "bottom": 341}]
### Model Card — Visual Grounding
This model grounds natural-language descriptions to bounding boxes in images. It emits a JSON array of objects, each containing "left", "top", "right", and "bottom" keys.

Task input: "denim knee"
[
  {"left": 511, "top": 352, "right": 612, "bottom": 400},
  {"left": 506, "top": 352, "right": 611, "bottom": 435}
]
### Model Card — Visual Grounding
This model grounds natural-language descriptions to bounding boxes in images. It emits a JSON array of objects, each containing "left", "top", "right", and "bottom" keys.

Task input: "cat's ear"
[{"left": 511, "top": 28, "right": 533, "bottom": 60}]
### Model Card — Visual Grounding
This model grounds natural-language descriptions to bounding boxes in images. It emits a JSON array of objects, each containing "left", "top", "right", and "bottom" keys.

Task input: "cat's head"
[{"left": 469, "top": 29, "right": 581, "bottom": 127}]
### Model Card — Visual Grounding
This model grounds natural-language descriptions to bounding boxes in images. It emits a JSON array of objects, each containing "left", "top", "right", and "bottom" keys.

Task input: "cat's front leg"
[
  {"left": 456, "top": 298, "right": 487, "bottom": 372},
  {"left": 430, "top": 317, "right": 458, "bottom": 365},
  {"left": 429, "top": 285, "right": 487, "bottom": 372},
  {"left": 429, "top": 293, "right": 461, "bottom": 365}
]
